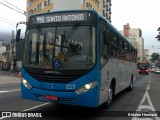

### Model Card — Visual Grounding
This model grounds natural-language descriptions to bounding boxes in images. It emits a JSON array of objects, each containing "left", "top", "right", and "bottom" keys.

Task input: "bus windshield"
[
  {"left": 23, "top": 25, "right": 96, "bottom": 70},
  {"left": 137, "top": 63, "right": 149, "bottom": 69}
]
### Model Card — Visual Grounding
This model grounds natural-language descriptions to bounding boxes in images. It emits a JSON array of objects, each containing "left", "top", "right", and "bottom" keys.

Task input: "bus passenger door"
[{"left": 99, "top": 20, "right": 110, "bottom": 105}]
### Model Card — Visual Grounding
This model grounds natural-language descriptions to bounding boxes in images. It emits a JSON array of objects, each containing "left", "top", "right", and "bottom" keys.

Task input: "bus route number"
[{"left": 66, "top": 84, "right": 75, "bottom": 90}]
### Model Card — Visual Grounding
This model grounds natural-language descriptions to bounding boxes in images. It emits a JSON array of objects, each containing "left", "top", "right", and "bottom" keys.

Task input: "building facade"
[
  {"left": 144, "top": 49, "right": 149, "bottom": 61},
  {"left": 0, "top": 40, "right": 9, "bottom": 70},
  {"left": 27, "top": 0, "right": 112, "bottom": 22},
  {"left": 120, "top": 23, "right": 144, "bottom": 61}
]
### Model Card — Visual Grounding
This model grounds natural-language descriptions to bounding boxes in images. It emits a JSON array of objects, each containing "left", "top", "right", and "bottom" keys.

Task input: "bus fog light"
[
  {"left": 22, "top": 78, "right": 32, "bottom": 89},
  {"left": 75, "top": 81, "right": 97, "bottom": 94}
]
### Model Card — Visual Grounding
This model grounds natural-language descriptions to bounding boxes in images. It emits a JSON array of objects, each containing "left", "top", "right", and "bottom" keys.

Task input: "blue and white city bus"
[{"left": 17, "top": 10, "right": 137, "bottom": 108}]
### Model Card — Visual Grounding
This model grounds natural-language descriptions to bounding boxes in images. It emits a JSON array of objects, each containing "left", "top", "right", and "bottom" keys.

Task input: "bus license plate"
[{"left": 45, "top": 95, "right": 58, "bottom": 101}]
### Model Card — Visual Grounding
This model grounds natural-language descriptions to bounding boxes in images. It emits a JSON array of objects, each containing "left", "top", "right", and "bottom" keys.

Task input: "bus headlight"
[
  {"left": 22, "top": 78, "right": 32, "bottom": 89},
  {"left": 75, "top": 81, "right": 97, "bottom": 94}
]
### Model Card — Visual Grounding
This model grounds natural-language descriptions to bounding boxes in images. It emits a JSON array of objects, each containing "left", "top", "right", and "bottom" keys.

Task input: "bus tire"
[
  {"left": 105, "top": 82, "right": 114, "bottom": 108},
  {"left": 127, "top": 77, "right": 133, "bottom": 91}
]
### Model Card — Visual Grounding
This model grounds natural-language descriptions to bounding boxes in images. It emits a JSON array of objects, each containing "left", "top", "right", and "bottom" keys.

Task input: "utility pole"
[{"left": 11, "top": 30, "right": 15, "bottom": 60}]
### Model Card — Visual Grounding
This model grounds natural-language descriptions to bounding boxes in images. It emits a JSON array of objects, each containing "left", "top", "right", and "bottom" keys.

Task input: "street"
[{"left": 0, "top": 71, "right": 160, "bottom": 120}]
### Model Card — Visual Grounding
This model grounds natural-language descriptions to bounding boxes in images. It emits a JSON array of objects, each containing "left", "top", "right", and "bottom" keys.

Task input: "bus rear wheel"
[
  {"left": 127, "top": 77, "right": 133, "bottom": 91},
  {"left": 105, "top": 83, "right": 113, "bottom": 108}
]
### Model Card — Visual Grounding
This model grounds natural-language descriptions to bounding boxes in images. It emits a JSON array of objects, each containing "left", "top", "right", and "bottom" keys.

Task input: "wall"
[{"left": 53, "top": 0, "right": 81, "bottom": 10}]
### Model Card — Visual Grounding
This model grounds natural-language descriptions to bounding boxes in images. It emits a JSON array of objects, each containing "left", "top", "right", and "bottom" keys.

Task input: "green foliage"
[{"left": 150, "top": 53, "right": 160, "bottom": 63}]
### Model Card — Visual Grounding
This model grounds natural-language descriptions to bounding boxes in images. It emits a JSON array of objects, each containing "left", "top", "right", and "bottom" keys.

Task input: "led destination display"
[{"left": 29, "top": 12, "right": 94, "bottom": 25}]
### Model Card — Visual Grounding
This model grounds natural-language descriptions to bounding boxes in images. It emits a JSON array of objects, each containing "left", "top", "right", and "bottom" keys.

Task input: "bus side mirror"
[{"left": 16, "top": 29, "right": 21, "bottom": 42}]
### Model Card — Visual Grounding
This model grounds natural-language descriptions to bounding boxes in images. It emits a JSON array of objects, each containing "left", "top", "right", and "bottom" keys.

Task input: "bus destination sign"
[{"left": 30, "top": 12, "right": 91, "bottom": 25}]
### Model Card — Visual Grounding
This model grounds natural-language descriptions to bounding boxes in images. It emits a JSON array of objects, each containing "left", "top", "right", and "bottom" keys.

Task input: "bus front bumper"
[{"left": 21, "top": 83, "right": 99, "bottom": 108}]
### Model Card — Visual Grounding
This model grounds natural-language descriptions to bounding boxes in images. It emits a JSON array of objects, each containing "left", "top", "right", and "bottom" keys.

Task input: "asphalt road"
[{"left": 0, "top": 72, "right": 160, "bottom": 120}]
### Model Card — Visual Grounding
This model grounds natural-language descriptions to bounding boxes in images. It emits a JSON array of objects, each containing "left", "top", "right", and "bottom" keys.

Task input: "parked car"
[
  {"left": 150, "top": 67, "right": 156, "bottom": 73},
  {"left": 155, "top": 68, "right": 160, "bottom": 74}
]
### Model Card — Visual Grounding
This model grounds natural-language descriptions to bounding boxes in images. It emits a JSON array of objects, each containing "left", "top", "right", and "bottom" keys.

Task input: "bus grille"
[{"left": 28, "top": 72, "right": 81, "bottom": 83}]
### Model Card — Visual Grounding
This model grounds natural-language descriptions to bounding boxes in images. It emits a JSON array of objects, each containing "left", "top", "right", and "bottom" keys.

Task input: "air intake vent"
[{"left": 29, "top": 72, "right": 81, "bottom": 83}]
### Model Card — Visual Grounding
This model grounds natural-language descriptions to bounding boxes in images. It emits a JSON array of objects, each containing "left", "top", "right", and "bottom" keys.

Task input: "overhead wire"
[
  {"left": 0, "top": 17, "right": 17, "bottom": 24},
  {"left": 0, "top": 1, "right": 27, "bottom": 30},
  {"left": 0, "top": 17, "right": 26, "bottom": 29},
  {"left": 0, "top": 1, "right": 26, "bottom": 16},
  {"left": 0, "top": 1, "right": 27, "bottom": 40},
  {"left": 2, "top": 0, "right": 25, "bottom": 13},
  {"left": 0, "top": 19, "right": 15, "bottom": 27}
]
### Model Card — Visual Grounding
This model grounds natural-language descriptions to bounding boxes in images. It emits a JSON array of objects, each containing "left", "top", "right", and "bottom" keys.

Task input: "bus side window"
[
  {"left": 100, "top": 22, "right": 109, "bottom": 67},
  {"left": 110, "top": 31, "right": 118, "bottom": 57},
  {"left": 118, "top": 39, "right": 125, "bottom": 60},
  {"left": 104, "top": 28, "right": 110, "bottom": 55}
]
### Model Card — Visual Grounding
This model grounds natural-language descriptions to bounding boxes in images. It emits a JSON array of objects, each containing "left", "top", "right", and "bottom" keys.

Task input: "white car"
[
  {"left": 150, "top": 67, "right": 156, "bottom": 73},
  {"left": 155, "top": 68, "right": 160, "bottom": 74}
]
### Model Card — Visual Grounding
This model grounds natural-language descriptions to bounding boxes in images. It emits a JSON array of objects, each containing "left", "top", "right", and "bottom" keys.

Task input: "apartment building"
[
  {"left": 144, "top": 49, "right": 149, "bottom": 61},
  {"left": 120, "top": 23, "right": 144, "bottom": 61},
  {"left": 27, "top": 0, "right": 112, "bottom": 22}
]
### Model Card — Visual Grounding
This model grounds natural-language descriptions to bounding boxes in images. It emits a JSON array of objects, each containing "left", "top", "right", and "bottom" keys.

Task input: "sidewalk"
[
  {"left": 0, "top": 70, "right": 21, "bottom": 84},
  {"left": 0, "top": 70, "right": 16, "bottom": 76}
]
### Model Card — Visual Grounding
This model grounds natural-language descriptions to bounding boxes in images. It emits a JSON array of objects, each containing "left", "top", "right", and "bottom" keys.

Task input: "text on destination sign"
[{"left": 35, "top": 13, "right": 88, "bottom": 24}]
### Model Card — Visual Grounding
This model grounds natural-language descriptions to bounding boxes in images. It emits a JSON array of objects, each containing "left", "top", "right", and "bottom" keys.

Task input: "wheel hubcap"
[
  {"left": 130, "top": 81, "right": 133, "bottom": 88},
  {"left": 108, "top": 89, "right": 112, "bottom": 102}
]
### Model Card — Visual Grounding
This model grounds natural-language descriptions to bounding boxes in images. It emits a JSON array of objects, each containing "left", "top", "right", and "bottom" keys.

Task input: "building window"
[
  {"left": 29, "top": 10, "right": 33, "bottom": 15},
  {"left": 27, "top": 1, "right": 32, "bottom": 7},
  {"left": 81, "top": 0, "right": 85, "bottom": 6},
  {"left": 86, "top": 3, "right": 92, "bottom": 9},
  {"left": 86, "top": 2, "right": 88, "bottom": 7},
  {"left": 106, "top": 13, "right": 108, "bottom": 18},
  {"left": 103, "top": 10, "right": 105, "bottom": 16},
  {"left": 37, "top": 3, "right": 42, "bottom": 12},
  {"left": 94, "top": 0, "right": 99, "bottom": 8},
  {"left": 48, "top": 0, "right": 50, "bottom": 5},
  {"left": 109, "top": 8, "right": 112, "bottom": 14},
  {"left": 103, "top": 0, "right": 105, "bottom": 7},
  {"left": 44, "top": 1, "right": 47, "bottom": 6},
  {"left": 106, "top": 4, "right": 108, "bottom": 9},
  {"left": 34, "top": 8, "right": 37, "bottom": 13}
]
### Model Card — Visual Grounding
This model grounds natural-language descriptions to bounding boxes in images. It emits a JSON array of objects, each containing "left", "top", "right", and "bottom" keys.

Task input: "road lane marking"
[
  {"left": 0, "top": 91, "right": 8, "bottom": 93},
  {"left": 132, "top": 74, "right": 160, "bottom": 120},
  {"left": 21, "top": 103, "right": 50, "bottom": 112},
  {"left": 0, "top": 89, "right": 20, "bottom": 94}
]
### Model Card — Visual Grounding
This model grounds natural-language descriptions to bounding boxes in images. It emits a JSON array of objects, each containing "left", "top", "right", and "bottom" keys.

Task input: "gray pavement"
[{"left": 0, "top": 70, "right": 21, "bottom": 84}]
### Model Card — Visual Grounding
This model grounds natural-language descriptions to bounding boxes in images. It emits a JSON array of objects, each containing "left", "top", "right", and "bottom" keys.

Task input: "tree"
[
  {"left": 150, "top": 53, "right": 160, "bottom": 63},
  {"left": 155, "top": 27, "right": 160, "bottom": 42}
]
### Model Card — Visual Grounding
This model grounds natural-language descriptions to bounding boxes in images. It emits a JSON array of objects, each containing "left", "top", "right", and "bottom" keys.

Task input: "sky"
[
  {"left": 111, "top": 0, "right": 160, "bottom": 54},
  {"left": 0, "top": 0, "right": 26, "bottom": 41},
  {"left": 0, "top": 0, "right": 160, "bottom": 55}
]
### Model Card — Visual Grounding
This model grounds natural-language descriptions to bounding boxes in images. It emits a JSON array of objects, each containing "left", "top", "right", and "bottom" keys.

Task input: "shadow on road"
[{"left": 28, "top": 88, "right": 133, "bottom": 119}]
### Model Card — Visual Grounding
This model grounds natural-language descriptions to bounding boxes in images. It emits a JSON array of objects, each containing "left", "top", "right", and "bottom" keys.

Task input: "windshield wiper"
[
  {"left": 59, "top": 22, "right": 80, "bottom": 52},
  {"left": 65, "top": 22, "right": 80, "bottom": 40}
]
